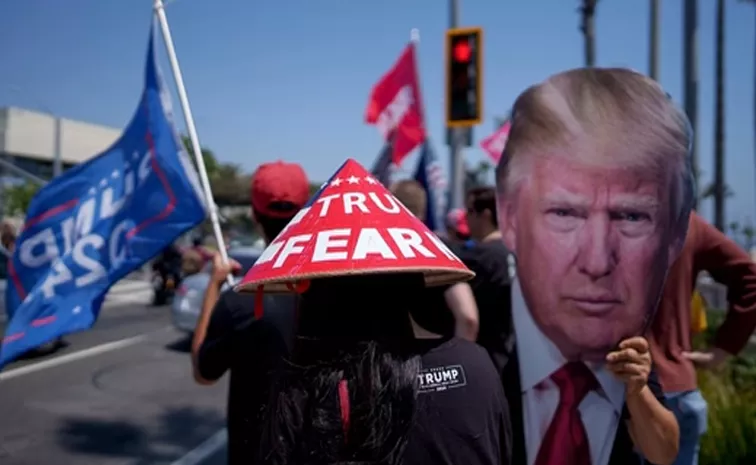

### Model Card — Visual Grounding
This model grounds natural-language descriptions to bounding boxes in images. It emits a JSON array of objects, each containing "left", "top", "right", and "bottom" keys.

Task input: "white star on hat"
[
  {"left": 330, "top": 178, "right": 343, "bottom": 187},
  {"left": 364, "top": 176, "right": 378, "bottom": 184},
  {"left": 347, "top": 176, "right": 360, "bottom": 184}
]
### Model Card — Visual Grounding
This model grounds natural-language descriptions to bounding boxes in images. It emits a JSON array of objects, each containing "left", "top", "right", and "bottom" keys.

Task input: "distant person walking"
[{"left": 1, "top": 221, "right": 17, "bottom": 254}]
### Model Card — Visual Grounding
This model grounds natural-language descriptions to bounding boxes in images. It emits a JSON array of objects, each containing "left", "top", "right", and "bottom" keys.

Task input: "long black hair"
[{"left": 259, "top": 273, "right": 425, "bottom": 465}]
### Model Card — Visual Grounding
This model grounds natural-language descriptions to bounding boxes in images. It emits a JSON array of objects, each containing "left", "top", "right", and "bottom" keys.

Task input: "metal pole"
[
  {"left": 52, "top": 117, "right": 62, "bottom": 177},
  {"left": 153, "top": 0, "right": 230, "bottom": 269},
  {"left": 449, "top": 0, "right": 465, "bottom": 210},
  {"left": 683, "top": 0, "right": 699, "bottom": 209},
  {"left": 649, "top": 0, "right": 660, "bottom": 80},
  {"left": 713, "top": 0, "right": 725, "bottom": 231}
]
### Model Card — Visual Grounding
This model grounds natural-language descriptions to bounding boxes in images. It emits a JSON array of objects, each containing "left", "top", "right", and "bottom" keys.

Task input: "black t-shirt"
[
  {"left": 409, "top": 286, "right": 455, "bottom": 336},
  {"left": 408, "top": 239, "right": 462, "bottom": 336},
  {"left": 403, "top": 337, "right": 512, "bottom": 465},
  {"left": 196, "top": 290, "right": 297, "bottom": 465},
  {"left": 456, "top": 241, "right": 514, "bottom": 377}
]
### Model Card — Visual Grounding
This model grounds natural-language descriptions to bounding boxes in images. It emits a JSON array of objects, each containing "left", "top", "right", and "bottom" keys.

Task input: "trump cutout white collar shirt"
[{"left": 511, "top": 278, "right": 626, "bottom": 465}]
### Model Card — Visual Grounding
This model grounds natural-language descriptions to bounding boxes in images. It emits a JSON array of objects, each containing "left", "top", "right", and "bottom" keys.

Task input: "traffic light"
[{"left": 445, "top": 27, "right": 483, "bottom": 128}]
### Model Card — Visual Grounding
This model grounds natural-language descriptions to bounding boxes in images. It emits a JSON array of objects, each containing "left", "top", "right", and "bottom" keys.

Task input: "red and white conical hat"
[{"left": 236, "top": 158, "right": 474, "bottom": 294}]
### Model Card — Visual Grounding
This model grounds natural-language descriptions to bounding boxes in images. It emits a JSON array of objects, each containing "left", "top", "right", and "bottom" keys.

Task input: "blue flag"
[
  {"left": 370, "top": 131, "right": 396, "bottom": 187},
  {"left": 0, "top": 23, "right": 207, "bottom": 368},
  {"left": 413, "top": 140, "right": 447, "bottom": 232}
]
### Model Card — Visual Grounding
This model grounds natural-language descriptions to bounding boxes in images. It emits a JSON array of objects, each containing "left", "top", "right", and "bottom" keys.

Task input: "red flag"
[
  {"left": 480, "top": 120, "right": 511, "bottom": 164},
  {"left": 365, "top": 44, "right": 426, "bottom": 165}
]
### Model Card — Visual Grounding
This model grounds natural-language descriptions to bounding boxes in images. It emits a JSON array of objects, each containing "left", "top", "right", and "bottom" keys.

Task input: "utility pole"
[
  {"left": 649, "top": 0, "right": 660, "bottom": 80},
  {"left": 683, "top": 0, "right": 700, "bottom": 208},
  {"left": 448, "top": 0, "right": 466, "bottom": 210},
  {"left": 52, "top": 117, "right": 62, "bottom": 177},
  {"left": 713, "top": 0, "right": 726, "bottom": 231}
]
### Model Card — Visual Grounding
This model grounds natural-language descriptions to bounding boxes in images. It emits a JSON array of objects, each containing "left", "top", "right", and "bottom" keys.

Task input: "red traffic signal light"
[
  {"left": 445, "top": 27, "right": 483, "bottom": 128},
  {"left": 453, "top": 41, "right": 472, "bottom": 63}
]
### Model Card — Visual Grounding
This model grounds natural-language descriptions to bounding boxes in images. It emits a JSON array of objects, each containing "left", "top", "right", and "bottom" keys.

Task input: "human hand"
[
  {"left": 682, "top": 348, "right": 730, "bottom": 371},
  {"left": 606, "top": 336, "right": 651, "bottom": 397},
  {"left": 210, "top": 253, "right": 241, "bottom": 285}
]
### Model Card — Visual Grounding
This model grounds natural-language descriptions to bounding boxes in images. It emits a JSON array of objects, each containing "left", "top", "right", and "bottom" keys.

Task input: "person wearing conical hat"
[{"left": 236, "top": 159, "right": 512, "bottom": 465}]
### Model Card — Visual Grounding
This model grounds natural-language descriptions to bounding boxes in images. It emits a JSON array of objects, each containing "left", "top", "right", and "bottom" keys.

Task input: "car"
[{"left": 171, "top": 246, "right": 263, "bottom": 334}]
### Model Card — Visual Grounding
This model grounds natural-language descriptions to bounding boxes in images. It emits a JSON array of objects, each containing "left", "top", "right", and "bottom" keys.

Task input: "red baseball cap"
[
  {"left": 250, "top": 161, "right": 310, "bottom": 218},
  {"left": 446, "top": 208, "right": 470, "bottom": 237}
]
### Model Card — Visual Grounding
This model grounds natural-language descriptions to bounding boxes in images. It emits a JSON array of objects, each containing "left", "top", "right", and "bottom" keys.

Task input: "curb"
[{"left": 108, "top": 280, "right": 152, "bottom": 295}]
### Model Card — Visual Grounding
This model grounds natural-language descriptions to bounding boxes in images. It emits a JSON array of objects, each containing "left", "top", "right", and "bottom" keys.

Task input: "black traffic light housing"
[{"left": 445, "top": 27, "right": 483, "bottom": 128}]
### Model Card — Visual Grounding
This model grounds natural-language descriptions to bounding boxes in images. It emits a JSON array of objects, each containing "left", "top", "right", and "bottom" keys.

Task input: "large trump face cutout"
[
  {"left": 503, "top": 156, "right": 676, "bottom": 362},
  {"left": 495, "top": 68, "right": 694, "bottom": 465}
]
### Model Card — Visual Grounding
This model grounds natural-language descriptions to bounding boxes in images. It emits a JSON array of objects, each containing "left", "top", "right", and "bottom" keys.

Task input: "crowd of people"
[
  {"left": 186, "top": 67, "right": 756, "bottom": 465},
  {"left": 2, "top": 66, "right": 755, "bottom": 465}
]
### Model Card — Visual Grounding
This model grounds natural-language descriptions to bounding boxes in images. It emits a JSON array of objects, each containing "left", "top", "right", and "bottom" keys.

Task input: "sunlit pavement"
[{"left": 0, "top": 302, "right": 229, "bottom": 465}]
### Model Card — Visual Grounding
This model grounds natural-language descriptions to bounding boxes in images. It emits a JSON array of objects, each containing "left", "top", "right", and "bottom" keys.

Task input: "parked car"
[{"left": 171, "top": 246, "right": 263, "bottom": 334}]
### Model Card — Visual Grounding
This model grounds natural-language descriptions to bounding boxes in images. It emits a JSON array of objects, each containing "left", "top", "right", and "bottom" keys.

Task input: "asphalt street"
[{"left": 0, "top": 300, "right": 230, "bottom": 465}]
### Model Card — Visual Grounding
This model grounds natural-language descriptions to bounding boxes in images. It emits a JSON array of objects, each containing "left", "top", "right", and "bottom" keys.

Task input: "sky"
[{"left": 0, "top": 0, "right": 754, "bottom": 227}]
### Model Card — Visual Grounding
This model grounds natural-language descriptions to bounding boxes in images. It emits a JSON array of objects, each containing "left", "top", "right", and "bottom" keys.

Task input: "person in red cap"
[
  {"left": 446, "top": 207, "right": 471, "bottom": 244},
  {"left": 237, "top": 159, "right": 512, "bottom": 465},
  {"left": 191, "top": 160, "right": 310, "bottom": 465}
]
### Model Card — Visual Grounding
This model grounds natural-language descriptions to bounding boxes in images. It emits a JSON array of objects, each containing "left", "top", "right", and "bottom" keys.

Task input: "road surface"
[{"left": 0, "top": 300, "right": 230, "bottom": 465}]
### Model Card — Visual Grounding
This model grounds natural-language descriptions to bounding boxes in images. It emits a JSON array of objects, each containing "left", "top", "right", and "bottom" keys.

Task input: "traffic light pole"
[{"left": 448, "top": 0, "right": 466, "bottom": 210}]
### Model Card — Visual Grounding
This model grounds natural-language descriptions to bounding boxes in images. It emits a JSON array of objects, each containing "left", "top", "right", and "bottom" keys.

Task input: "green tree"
[
  {"left": 699, "top": 182, "right": 733, "bottom": 202},
  {"left": 743, "top": 224, "right": 755, "bottom": 251},
  {"left": 181, "top": 136, "right": 220, "bottom": 180},
  {"left": 309, "top": 183, "right": 322, "bottom": 197},
  {"left": 4, "top": 181, "right": 41, "bottom": 216},
  {"left": 729, "top": 221, "right": 741, "bottom": 239},
  {"left": 181, "top": 136, "right": 250, "bottom": 206},
  {"left": 212, "top": 164, "right": 249, "bottom": 206}
]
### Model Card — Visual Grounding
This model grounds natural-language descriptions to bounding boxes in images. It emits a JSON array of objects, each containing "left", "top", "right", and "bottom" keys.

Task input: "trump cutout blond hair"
[{"left": 496, "top": 67, "right": 695, "bottom": 232}]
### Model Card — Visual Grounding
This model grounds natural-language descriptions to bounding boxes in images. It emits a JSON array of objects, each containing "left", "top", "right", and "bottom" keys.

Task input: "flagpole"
[
  {"left": 410, "top": 29, "right": 446, "bottom": 225},
  {"left": 409, "top": 28, "right": 429, "bottom": 131},
  {"left": 152, "top": 0, "right": 230, "bottom": 268}
]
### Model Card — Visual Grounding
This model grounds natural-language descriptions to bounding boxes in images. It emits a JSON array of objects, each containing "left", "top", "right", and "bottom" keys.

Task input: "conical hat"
[{"left": 236, "top": 159, "right": 474, "bottom": 294}]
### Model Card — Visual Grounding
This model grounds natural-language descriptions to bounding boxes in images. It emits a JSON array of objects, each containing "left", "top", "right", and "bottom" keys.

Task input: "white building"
[
  {"left": 0, "top": 106, "right": 122, "bottom": 217},
  {"left": 0, "top": 106, "right": 122, "bottom": 179}
]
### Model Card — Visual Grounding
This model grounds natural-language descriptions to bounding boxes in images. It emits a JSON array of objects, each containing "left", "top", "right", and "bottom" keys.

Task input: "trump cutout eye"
[
  {"left": 544, "top": 207, "right": 584, "bottom": 232},
  {"left": 610, "top": 210, "right": 654, "bottom": 237}
]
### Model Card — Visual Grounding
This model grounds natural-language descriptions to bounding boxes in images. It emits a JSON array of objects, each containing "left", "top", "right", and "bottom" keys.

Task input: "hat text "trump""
[{"left": 256, "top": 191, "right": 461, "bottom": 269}]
